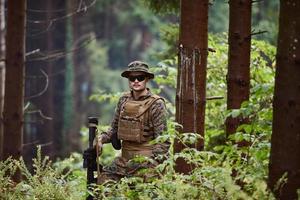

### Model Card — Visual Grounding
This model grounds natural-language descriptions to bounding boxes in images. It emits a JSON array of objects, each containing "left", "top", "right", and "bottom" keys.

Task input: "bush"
[{"left": 0, "top": 147, "right": 85, "bottom": 200}]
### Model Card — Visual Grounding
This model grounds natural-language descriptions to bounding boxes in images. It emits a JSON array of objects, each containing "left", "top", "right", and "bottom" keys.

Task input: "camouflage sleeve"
[
  {"left": 101, "top": 95, "right": 128, "bottom": 144},
  {"left": 150, "top": 98, "right": 167, "bottom": 137},
  {"left": 149, "top": 98, "right": 170, "bottom": 160}
]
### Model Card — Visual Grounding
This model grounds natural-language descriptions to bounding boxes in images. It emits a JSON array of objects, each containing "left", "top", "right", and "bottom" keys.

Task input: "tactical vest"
[{"left": 117, "top": 94, "right": 163, "bottom": 143}]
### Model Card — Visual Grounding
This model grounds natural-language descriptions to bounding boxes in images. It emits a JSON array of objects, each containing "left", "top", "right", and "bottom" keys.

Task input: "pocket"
[{"left": 118, "top": 117, "right": 143, "bottom": 143}]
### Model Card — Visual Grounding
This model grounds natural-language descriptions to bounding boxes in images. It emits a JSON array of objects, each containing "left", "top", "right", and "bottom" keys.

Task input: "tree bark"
[
  {"left": 41, "top": 0, "right": 55, "bottom": 158},
  {"left": 226, "top": 0, "right": 251, "bottom": 136},
  {"left": 3, "top": 0, "right": 26, "bottom": 175},
  {"left": 268, "top": 1, "right": 300, "bottom": 199},
  {"left": 0, "top": 0, "right": 5, "bottom": 160},
  {"left": 25, "top": 0, "right": 66, "bottom": 159},
  {"left": 49, "top": 1, "right": 67, "bottom": 158},
  {"left": 67, "top": 0, "right": 91, "bottom": 153},
  {"left": 174, "top": 0, "right": 208, "bottom": 174}
]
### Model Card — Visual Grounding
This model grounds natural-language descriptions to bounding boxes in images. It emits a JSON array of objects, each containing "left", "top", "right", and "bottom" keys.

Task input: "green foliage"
[
  {"left": 209, "top": 0, "right": 229, "bottom": 33},
  {"left": 205, "top": 33, "right": 228, "bottom": 148},
  {"left": 0, "top": 157, "right": 18, "bottom": 199},
  {"left": 89, "top": 90, "right": 123, "bottom": 105},
  {"left": 90, "top": 0, "right": 168, "bottom": 68},
  {"left": 86, "top": 0, "right": 178, "bottom": 123},
  {"left": 144, "top": 0, "right": 180, "bottom": 15},
  {"left": 86, "top": 38, "right": 128, "bottom": 93},
  {"left": 144, "top": 0, "right": 279, "bottom": 45},
  {"left": 144, "top": 23, "right": 178, "bottom": 63},
  {"left": 82, "top": 34, "right": 277, "bottom": 199},
  {"left": 1, "top": 35, "right": 277, "bottom": 199},
  {"left": 208, "top": 0, "right": 279, "bottom": 44},
  {"left": 91, "top": 120, "right": 275, "bottom": 199},
  {"left": 88, "top": 34, "right": 276, "bottom": 197},
  {"left": 205, "top": 34, "right": 275, "bottom": 149},
  {"left": 86, "top": 38, "right": 128, "bottom": 123},
  {"left": 252, "top": 1, "right": 279, "bottom": 45},
  {"left": 0, "top": 147, "right": 85, "bottom": 200},
  {"left": 151, "top": 58, "right": 178, "bottom": 108}
]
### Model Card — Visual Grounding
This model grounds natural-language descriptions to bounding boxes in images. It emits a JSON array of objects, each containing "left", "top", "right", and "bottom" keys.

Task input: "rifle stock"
[{"left": 83, "top": 117, "right": 98, "bottom": 200}]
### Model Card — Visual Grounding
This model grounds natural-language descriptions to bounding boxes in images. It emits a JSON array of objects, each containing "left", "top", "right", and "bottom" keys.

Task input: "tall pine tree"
[
  {"left": 3, "top": 0, "right": 26, "bottom": 182},
  {"left": 175, "top": 0, "right": 208, "bottom": 174},
  {"left": 268, "top": 1, "right": 300, "bottom": 199},
  {"left": 226, "top": 0, "right": 251, "bottom": 137}
]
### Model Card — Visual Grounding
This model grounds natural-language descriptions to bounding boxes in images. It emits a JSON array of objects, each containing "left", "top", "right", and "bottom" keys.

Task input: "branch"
[
  {"left": 23, "top": 140, "right": 53, "bottom": 148},
  {"left": 251, "top": 0, "right": 264, "bottom": 4},
  {"left": 250, "top": 30, "right": 268, "bottom": 36},
  {"left": 208, "top": 47, "right": 216, "bottom": 53},
  {"left": 0, "top": 49, "right": 41, "bottom": 62},
  {"left": 27, "top": 33, "right": 96, "bottom": 62},
  {"left": 24, "top": 102, "right": 30, "bottom": 111},
  {"left": 27, "top": 0, "right": 95, "bottom": 23},
  {"left": 246, "top": 30, "right": 268, "bottom": 39},
  {"left": 22, "top": 140, "right": 39, "bottom": 148},
  {"left": 206, "top": 96, "right": 224, "bottom": 100},
  {"left": 25, "top": 110, "right": 53, "bottom": 120},
  {"left": 25, "top": 69, "right": 49, "bottom": 100},
  {"left": 25, "top": 49, "right": 40, "bottom": 57},
  {"left": 27, "top": 0, "right": 96, "bottom": 37},
  {"left": 28, "top": 0, "right": 90, "bottom": 14},
  {"left": 39, "top": 141, "right": 53, "bottom": 147}
]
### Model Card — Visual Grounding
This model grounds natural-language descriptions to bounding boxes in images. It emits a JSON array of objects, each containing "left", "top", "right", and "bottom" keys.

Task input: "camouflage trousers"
[{"left": 97, "top": 156, "right": 158, "bottom": 184}]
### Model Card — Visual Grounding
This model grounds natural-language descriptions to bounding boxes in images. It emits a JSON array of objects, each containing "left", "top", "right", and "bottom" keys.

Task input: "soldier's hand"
[
  {"left": 93, "top": 134, "right": 103, "bottom": 154},
  {"left": 97, "top": 135, "right": 103, "bottom": 150}
]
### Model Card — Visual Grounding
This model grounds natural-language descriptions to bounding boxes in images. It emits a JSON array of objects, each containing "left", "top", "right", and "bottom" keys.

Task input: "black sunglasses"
[{"left": 128, "top": 75, "right": 146, "bottom": 82}]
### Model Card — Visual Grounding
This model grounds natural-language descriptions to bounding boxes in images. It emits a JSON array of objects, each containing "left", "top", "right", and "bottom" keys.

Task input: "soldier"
[{"left": 97, "top": 61, "right": 169, "bottom": 184}]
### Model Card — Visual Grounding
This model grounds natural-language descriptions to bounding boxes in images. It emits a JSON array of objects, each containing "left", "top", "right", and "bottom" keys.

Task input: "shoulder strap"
[
  {"left": 136, "top": 95, "right": 164, "bottom": 118},
  {"left": 151, "top": 94, "right": 163, "bottom": 100},
  {"left": 117, "top": 91, "right": 131, "bottom": 113}
]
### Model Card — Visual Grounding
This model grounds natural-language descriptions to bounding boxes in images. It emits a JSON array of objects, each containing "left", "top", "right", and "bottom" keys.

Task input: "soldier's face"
[{"left": 128, "top": 72, "right": 148, "bottom": 92}]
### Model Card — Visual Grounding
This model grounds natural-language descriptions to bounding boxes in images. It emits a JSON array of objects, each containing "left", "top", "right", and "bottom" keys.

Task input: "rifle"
[{"left": 83, "top": 117, "right": 100, "bottom": 200}]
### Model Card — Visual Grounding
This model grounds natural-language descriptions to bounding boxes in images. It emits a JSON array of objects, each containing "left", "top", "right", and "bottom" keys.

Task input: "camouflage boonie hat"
[{"left": 121, "top": 61, "right": 154, "bottom": 79}]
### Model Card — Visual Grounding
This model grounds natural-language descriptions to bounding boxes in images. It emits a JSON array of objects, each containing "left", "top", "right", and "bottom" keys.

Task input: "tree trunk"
[
  {"left": 49, "top": 1, "right": 67, "bottom": 158},
  {"left": 63, "top": 0, "right": 75, "bottom": 156},
  {"left": 226, "top": 0, "right": 251, "bottom": 136},
  {"left": 24, "top": 0, "right": 55, "bottom": 162},
  {"left": 3, "top": 0, "right": 26, "bottom": 179},
  {"left": 174, "top": 0, "right": 208, "bottom": 174},
  {"left": 25, "top": 0, "right": 67, "bottom": 159},
  {"left": 66, "top": 0, "right": 91, "bottom": 153},
  {"left": 268, "top": 1, "right": 300, "bottom": 199},
  {"left": 24, "top": 0, "right": 44, "bottom": 164},
  {"left": 41, "top": 0, "right": 55, "bottom": 158},
  {"left": 0, "top": 0, "right": 5, "bottom": 160}
]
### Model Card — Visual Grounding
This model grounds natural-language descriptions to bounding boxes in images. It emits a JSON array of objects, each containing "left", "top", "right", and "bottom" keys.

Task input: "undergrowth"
[
  {"left": 0, "top": 147, "right": 85, "bottom": 200},
  {"left": 0, "top": 36, "right": 279, "bottom": 199}
]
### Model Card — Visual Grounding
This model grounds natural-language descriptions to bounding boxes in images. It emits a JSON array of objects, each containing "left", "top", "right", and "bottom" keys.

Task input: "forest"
[{"left": 1, "top": 0, "right": 300, "bottom": 199}]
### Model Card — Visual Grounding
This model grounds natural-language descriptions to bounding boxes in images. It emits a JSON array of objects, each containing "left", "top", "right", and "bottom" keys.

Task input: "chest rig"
[{"left": 118, "top": 94, "right": 162, "bottom": 143}]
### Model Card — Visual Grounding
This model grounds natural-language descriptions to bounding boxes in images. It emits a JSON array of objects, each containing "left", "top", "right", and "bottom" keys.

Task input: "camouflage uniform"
[{"left": 98, "top": 89, "right": 168, "bottom": 184}]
